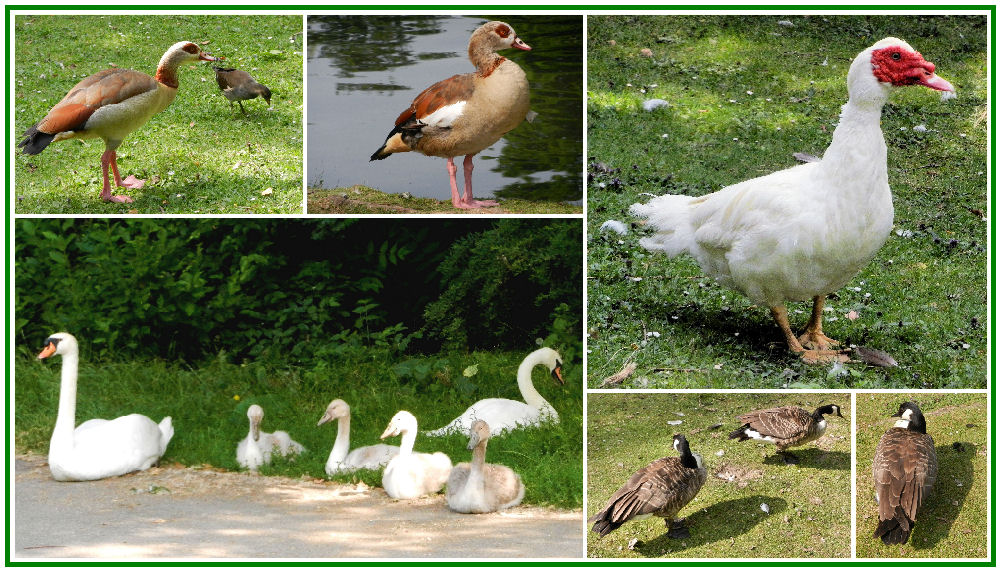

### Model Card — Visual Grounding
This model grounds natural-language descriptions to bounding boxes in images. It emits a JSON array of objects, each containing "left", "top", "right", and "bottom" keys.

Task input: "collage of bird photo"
[{"left": 8, "top": 7, "right": 992, "bottom": 567}]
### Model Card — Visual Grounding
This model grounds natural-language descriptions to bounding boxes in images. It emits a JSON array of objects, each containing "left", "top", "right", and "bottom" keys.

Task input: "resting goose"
[
  {"left": 213, "top": 66, "right": 272, "bottom": 114},
  {"left": 18, "top": 41, "right": 217, "bottom": 203},
  {"left": 38, "top": 332, "right": 174, "bottom": 481},
  {"left": 379, "top": 411, "right": 452, "bottom": 499},
  {"left": 728, "top": 404, "right": 843, "bottom": 464},
  {"left": 873, "top": 401, "right": 937, "bottom": 545},
  {"left": 369, "top": 20, "right": 532, "bottom": 209},
  {"left": 630, "top": 38, "right": 955, "bottom": 363},
  {"left": 446, "top": 420, "right": 525, "bottom": 513},
  {"left": 236, "top": 404, "right": 305, "bottom": 473},
  {"left": 317, "top": 398, "right": 399, "bottom": 475},
  {"left": 589, "top": 434, "right": 707, "bottom": 539},
  {"left": 425, "top": 347, "right": 564, "bottom": 437}
]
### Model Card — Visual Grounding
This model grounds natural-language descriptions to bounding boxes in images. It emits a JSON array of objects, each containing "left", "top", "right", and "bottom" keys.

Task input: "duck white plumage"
[
  {"left": 369, "top": 20, "right": 532, "bottom": 209},
  {"left": 630, "top": 38, "right": 955, "bottom": 364},
  {"left": 446, "top": 420, "right": 525, "bottom": 513},
  {"left": 317, "top": 398, "right": 399, "bottom": 475},
  {"left": 38, "top": 332, "right": 174, "bottom": 482},
  {"left": 425, "top": 347, "right": 564, "bottom": 437},
  {"left": 236, "top": 404, "right": 305, "bottom": 473},
  {"left": 379, "top": 411, "right": 452, "bottom": 499},
  {"left": 18, "top": 41, "right": 217, "bottom": 203}
]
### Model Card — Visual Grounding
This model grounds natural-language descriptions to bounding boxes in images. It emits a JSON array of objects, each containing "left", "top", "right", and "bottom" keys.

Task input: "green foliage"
[{"left": 422, "top": 220, "right": 583, "bottom": 351}]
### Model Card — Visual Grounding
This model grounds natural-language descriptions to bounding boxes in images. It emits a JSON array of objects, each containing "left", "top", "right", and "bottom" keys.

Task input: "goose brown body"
[
  {"left": 589, "top": 434, "right": 706, "bottom": 538},
  {"left": 729, "top": 404, "right": 842, "bottom": 453},
  {"left": 213, "top": 67, "right": 271, "bottom": 113},
  {"left": 18, "top": 41, "right": 216, "bottom": 203},
  {"left": 872, "top": 402, "right": 937, "bottom": 545}
]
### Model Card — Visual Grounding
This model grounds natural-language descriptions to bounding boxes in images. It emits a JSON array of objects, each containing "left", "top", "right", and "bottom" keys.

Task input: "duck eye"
[{"left": 891, "top": 52, "right": 901, "bottom": 61}]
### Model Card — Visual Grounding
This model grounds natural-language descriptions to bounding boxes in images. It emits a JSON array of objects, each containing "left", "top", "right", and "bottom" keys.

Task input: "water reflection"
[{"left": 307, "top": 15, "right": 583, "bottom": 205}]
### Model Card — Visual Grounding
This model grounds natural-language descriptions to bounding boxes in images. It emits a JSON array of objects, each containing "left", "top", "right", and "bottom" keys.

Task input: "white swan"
[
  {"left": 446, "top": 420, "right": 525, "bottom": 513},
  {"left": 426, "top": 347, "right": 564, "bottom": 436},
  {"left": 236, "top": 404, "right": 305, "bottom": 473},
  {"left": 38, "top": 332, "right": 174, "bottom": 482},
  {"left": 317, "top": 399, "right": 399, "bottom": 475},
  {"left": 379, "top": 411, "right": 452, "bottom": 499}
]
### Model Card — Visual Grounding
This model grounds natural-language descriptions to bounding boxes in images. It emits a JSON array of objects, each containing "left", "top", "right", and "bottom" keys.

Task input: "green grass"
[
  {"left": 14, "top": 346, "right": 582, "bottom": 509},
  {"left": 14, "top": 15, "right": 303, "bottom": 214},
  {"left": 586, "top": 16, "right": 987, "bottom": 388},
  {"left": 308, "top": 185, "right": 584, "bottom": 215},
  {"left": 587, "top": 393, "right": 851, "bottom": 558},
  {"left": 855, "top": 393, "right": 988, "bottom": 558}
]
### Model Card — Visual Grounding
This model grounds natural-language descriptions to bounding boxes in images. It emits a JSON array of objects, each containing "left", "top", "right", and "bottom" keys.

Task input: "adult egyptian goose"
[
  {"left": 872, "top": 401, "right": 937, "bottom": 545},
  {"left": 630, "top": 38, "right": 955, "bottom": 363},
  {"left": 589, "top": 434, "right": 707, "bottom": 539},
  {"left": 728, "top": 404, "right": 843, "bottom": 464},
  {"left": 369, "top": 21, "right": 532, "bottom": 209},
  {"left": 213, "top": 66, "right": 272, "bottom": 114},
  {"left": 18, "top": 41, "right": 217, "bottom": 203}
]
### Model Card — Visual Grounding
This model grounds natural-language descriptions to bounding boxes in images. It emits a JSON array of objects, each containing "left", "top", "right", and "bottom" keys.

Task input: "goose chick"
[
  {"left": 873, "top": 401, "right": 937, "bottom": 545},
  {"left": 236, "top": 404, "right": 305, "bottom": 473},
  {"left": 729, "top": 404, "right": 843, "bottom": 464},
  {"left": 213, "top": 66, "right": 272, "bottom": 114},
  {"left": 379, "top": 411, "right": 452, "bottom": 499},
  {"left": 446, "top": 420, "right": 525, "bottom": 513},
  {"left": 590, "top": 434, "right": 707, "bottom": 539},
  {"left": 317, "top": 398, "right": 399, "bottom": 474}
]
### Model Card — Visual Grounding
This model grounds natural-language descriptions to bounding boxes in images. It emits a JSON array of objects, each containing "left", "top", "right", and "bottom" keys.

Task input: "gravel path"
[{"left": 13, "top": 455, "right": 583, "bottom": 559}]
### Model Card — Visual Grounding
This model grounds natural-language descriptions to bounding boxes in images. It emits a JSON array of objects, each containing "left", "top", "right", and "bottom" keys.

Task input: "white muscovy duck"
[
  {"left": 630, "top": 37, "right": 955, "bottom": 364},
  {"left": 425, "top": 347, "right": 564, "bottom": 437},
  {"left": 236, "top": 404, "right": 305, "bottom": 473},
  {"left": 38, "top": 332, "right": 174, "bottom": 481},
  {"left": 317, "top": 398, "right": 399, "bottom": 475}
]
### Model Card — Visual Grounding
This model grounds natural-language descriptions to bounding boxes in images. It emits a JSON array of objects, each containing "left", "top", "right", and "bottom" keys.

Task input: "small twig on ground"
[{"left": 599, "top": 362, "right": 637, "bottom": 387}]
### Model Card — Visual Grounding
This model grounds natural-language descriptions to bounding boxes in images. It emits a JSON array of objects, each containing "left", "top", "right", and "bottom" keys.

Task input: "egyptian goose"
[
  {"left": 589, "top": 434, "right": 707, "bottom": 539},
  {"left": 872, "top": 401, "right": 937, "bottom": 545},
  {"left": 630, "top": 38, "right": 955, "bottom": 363},
  {"left": 18, "top": 41, "right": 217, "bottom": 203},
  {"left": 213, "top": 66, "right": 272, "bottom": 114},
  {"left": 728, "top": 404, "right": 843, "bottom": 464},
  {"left": 369, "top": 21, "right": 532, "bottom": 209}
]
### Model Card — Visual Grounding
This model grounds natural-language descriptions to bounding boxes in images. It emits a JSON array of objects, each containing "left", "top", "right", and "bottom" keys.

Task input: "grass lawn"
[
  {"left": 855, "top": 392, "right": 988, "bottom": 558},
  {"left": 587, "top": 392, "right": 851, "bottom": 558},
  {"left": 308, "top": 185, "right": 584, "bottom": 215},
  {"left": 14, "top": 346, "right": 582, "bottom": 509},
  {"left": 13, "top": 15, "right": 303, "bottom": 214},
  {"left": 586, "top": 16, "right": 987, "bottom": 389}
]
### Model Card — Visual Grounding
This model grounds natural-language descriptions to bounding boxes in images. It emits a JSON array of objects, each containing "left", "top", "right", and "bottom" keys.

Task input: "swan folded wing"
[
  {"left": 56, "top": 414, "right": 167, "bottom": 480},
  {"left": 344, "top": 444, "right": 399, "bottom": 470}
]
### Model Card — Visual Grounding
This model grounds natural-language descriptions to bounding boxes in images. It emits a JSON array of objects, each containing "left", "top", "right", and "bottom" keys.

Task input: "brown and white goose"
[
  {"left": 369, "top": 21, "right": 532, "bottom": 209},
  {"left": 873, "top": 401, "right": 937, "bottom": 545},
  {"left": 213, "top": 66, "right": 272, "bottom": 114},
  {"left": 589, "top": 434, "right": 707, "bottom": 539},
  {"left": 728, "top": 404, "right": 843, "bottom": 464},
  {"left": 18, "top": 41, "right": 217, "bottom": 203}
]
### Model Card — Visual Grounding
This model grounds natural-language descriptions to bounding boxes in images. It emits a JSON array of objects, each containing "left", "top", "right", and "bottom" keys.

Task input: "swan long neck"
[
  {"left": 516, "top": 352, "right": 551, "bottom": 409},
  {"left": 470, "top": 440, "right": 487, "bottom": 474},
  {"left": 330, "top": 415, "right": 351, "bottom": 463},
  {"left": 398, "top": 427, "right": 416, "bottom": 456},
  {"left": 51, "top": 350, "right": 79, "bottom": 452}
]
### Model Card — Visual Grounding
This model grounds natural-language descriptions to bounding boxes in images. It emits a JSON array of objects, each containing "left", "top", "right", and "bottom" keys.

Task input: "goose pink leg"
[
  {"left": 100, "top": 149, "right": 139, "bottom": 203},
  {"left": 459, "top": 154, "right": 498, "bottom": 208}
]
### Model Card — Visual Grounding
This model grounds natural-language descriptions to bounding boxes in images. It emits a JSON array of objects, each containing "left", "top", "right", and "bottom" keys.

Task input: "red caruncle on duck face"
[{"left": 870, "top": 44, "right": 952, "bottom": 91}]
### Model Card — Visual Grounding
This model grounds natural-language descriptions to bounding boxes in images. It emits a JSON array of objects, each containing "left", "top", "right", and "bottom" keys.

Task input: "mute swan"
[
  {"left": 317, "top": 399, "right": 400, "bottom": 475},
  {"left": 38, "top": 332, "right": 174, "bottom": 482},
  {"left": 446, "top": 420, "right": 525, "bottom": 513},
  {"left": 379, "top": 411, "right": 452, "bottom": 499},
  {"left": 236, "top": 404, "right": 305, "bottom": 473},
  {"left": 426, "top": 347, "right": 564, "bottom": 436}
]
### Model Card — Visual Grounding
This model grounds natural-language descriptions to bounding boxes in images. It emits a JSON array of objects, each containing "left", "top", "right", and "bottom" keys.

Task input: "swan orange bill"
[{"left": 38, "top": 342, "right": 57, "bottom": 359}]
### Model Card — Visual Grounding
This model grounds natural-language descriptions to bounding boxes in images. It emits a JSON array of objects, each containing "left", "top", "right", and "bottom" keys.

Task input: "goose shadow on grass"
[
  {"left": 761, "top": 449, "right": 851, "bottom": 471},
  {"left": 910, "top": 441, "right": 978, "bottom": 553},
  {"left": 636, "top": 495, "right": 787, "bottom": 557}
]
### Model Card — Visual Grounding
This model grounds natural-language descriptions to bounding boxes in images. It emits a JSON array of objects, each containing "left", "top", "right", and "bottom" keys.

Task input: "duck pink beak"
[
  {"left": 919, "top": 73, "right": 955, "bottom": 93},
  {"left": 512, "top": 36, "right": 531, "bottom": 51},
  {"left": 199, "top": 52, "right": 218, "bottom": 62}
]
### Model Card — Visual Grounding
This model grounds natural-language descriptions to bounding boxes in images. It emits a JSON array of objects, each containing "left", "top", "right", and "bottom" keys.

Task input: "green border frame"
[{"left": 5, "top": 4, "right": 995, "bottom": 567}]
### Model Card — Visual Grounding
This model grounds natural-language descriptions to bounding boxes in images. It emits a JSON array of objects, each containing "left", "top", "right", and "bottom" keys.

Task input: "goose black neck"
[{"left": 675, "top": 435, "right": 698, "bottom": 469}]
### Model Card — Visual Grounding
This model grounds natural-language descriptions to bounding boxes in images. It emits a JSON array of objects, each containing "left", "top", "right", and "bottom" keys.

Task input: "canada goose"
[
  {"left": 379, "top": 411, "right": 453, "bottom": 499},
  {"left": 213, "top": 66, "right": 272, "bottom": 114},
  {"left": 446, "top": 420, "right": 525, "bottom": 513},
  {"left": 37, "top": 332, "right": 173, "bottom": 481},
  {"left": 873, "top": 401, "right": 937, "bottom": 545},
  {"left": 369, "top": 21, "right": 531, "bottom": 209},
  {"left": 728, "top": 404, "right": 843, "bottom": 464},
  {"left": 317, "top": 398, "right": 399, "bottom": 474},
  {"left": 236, "top": 404, "right": 305, "bottom": 473},
  {"left": 19, "top": 42, "right": 217, "bottom": 203},
  {"left": 426, "top": 347, "right": 564, "bottom": 437},
  {"left": 589, "top": 434, "right": 707, "bottom": 539}
]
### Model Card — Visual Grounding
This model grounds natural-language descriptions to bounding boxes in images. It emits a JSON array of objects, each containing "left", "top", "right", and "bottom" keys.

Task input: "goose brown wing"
[
  {"left": 873, "top": 428, "right": 937, "bottom": 524},
  {"left": 738, "top": 406, "right": 811, "bottom": 439},
  {"left": 35, "top": 69, "right": 158, "bottom": 136},
  {"left": 593, "top": 457, "right": 702, "bottom": 525}
]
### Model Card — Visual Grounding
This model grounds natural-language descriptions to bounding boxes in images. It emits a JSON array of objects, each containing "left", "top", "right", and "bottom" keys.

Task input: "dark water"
[{"left": 307, "top": 15, "right": 583, "bottom": 204}]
